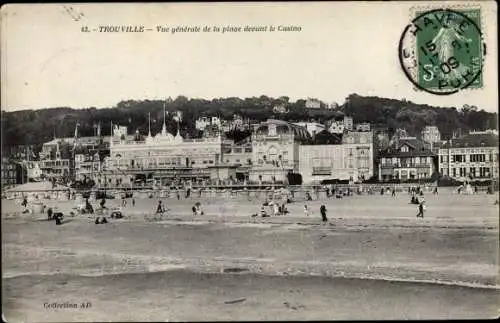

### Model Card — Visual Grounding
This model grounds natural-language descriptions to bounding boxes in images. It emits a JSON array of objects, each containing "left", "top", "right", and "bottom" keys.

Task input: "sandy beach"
[{"left": 2, "top": 191, "right": 499, "bottom": 321}]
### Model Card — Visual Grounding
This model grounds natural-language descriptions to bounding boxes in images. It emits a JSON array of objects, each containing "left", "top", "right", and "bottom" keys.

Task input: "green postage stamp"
[{"left": 399, "top": 6, "right": 484, "bottom": 95}]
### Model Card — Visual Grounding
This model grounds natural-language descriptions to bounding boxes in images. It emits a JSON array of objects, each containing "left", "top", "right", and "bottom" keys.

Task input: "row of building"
[{"left": 2, "top": 114, "right": 498, "bottom": 188}]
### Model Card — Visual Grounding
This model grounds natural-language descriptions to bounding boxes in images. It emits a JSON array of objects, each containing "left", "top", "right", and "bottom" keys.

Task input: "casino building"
[
  {"left": 248, "top": 119, "right": 311, "bottom": 183},
  {"left": 100, "top": 112, "right": 238, "bottom": 188}
]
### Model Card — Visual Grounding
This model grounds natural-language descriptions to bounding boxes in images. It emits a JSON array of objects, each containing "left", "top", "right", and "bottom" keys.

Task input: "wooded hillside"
[{"left": 1, "top": 94, "right": 497, "bottom": 148}]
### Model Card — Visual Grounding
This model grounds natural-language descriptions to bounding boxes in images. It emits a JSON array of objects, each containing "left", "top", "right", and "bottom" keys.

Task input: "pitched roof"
[
  {"left": 441, "top": 133, "right": 498, "bottom": 149},
  {"left": 380, "top": 138, "right": 436, "bottom": 157},
  {"left": 310, "top": 130, "right": 343, "bottom": 145}
]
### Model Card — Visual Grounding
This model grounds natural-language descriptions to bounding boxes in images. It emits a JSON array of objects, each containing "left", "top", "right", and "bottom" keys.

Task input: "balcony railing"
[
  {"left": 380, "top": 162, "right": 431, "bottom": 168},
  {"left": 312, "top": 166, "right": 332, "bottom": 175}
]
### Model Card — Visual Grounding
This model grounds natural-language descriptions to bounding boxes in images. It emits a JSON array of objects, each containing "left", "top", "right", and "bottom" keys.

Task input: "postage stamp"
[{"left": 399, "top": 7, "right": 485, "bottom": 95}]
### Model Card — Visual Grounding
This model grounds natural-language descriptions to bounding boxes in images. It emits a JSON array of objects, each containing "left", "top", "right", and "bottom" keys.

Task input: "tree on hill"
[{"left": 1, "top": 94, "right": 497, "bottom": 151}]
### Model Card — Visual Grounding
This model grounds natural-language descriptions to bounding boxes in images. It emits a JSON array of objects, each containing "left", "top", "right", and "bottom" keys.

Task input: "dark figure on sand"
[
  {"left": 85, "top": 198, "right": 94, "bottom": 214},
  {"left": 156, "top": 201, "right": 164, "bottom": 214},
  {"left": 53, "top": 212, "right": 64, "bottom": 225},
  {"left": 21, "top": 197, "right": 28, "bottom": 208},
  {"left": 95, "top": 217, "right": 108, "bottom": 224},
  {"left": 320, "top": 205, "right": 328, "bottom": 223},
  {"left": 416, "top": 199, "right": 426, "bottom": 218}
]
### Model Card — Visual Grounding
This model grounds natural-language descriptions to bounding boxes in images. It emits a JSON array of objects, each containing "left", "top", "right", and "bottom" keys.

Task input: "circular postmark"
[{"left": 399, "top": 8, "right": 484, "bottom": 95}]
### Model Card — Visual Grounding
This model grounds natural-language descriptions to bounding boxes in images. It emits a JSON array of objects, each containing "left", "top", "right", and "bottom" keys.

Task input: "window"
[{"left": 401, "top": 146, "right": 409, "bottom": 152}]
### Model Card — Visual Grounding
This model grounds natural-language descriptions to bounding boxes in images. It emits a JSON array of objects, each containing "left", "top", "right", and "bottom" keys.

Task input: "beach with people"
[{"left": 2, "top": 185, "right": 499, "bottom": 321}]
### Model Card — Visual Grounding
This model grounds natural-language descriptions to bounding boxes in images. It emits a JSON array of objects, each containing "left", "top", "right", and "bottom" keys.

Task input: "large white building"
[
  {"left": 249, "top": 119, "right": 311, "bottom": 183},
  {"left": 299, "top": 131, "right": 374, "bottom": 184},
  {"left": 438, "top": 132, "right": 499, "bottom": 180},
  {"left": 101, "top": 114, "right": 237, "bottom": 187}
]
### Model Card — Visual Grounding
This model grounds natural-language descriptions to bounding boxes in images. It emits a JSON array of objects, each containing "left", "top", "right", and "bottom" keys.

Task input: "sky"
[{"left": 1, "top": 2, "right": 498, "bottom": 112}]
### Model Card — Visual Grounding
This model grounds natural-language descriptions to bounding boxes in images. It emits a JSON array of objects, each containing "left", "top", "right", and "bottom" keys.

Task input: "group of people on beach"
[{"left": 254, "top": 199, "right": 331, "bottom": 225}]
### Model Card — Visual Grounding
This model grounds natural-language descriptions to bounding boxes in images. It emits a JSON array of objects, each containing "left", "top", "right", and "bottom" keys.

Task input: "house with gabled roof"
[{"left": 378, "top": 138, "right": 437, "bottom": 182}]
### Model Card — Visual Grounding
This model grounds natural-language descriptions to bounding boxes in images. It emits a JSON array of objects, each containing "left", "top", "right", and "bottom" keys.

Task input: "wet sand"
[{"left": 4, "top": 270, "right": 499, "bottom": 321}]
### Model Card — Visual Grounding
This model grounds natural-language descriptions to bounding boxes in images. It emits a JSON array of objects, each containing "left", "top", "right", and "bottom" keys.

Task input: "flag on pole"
[
  {"left": 74, "top": 123, "right": 80, "bottom": 139},
  {"left": 73, "top": 123, "right": 80, "bottom": 150}
]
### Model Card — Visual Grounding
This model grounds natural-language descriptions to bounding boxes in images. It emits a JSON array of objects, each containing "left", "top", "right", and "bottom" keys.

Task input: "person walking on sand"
[
  {"left": 416, "top": 197, "right": 426, "bottom": 219},
  {"left": 392, "top": 187, "right": 396, "bottom": 197},
  {"left": 260, "top": 204, "right": 269, "bottom": 217},
  {"left": 320, "top": 204, "right": 328, "bottom": 224},
  {"left": 273, "top": 202, "right": 280, "bottom": 216},
  {"left": 21, "top": 196, "right": 28, "bottom": 208},
  {"left": 304, "top": 205, "right": 309, "bottom": 217},
  {"left": 156, "top": 200, "right": 164, "bottom": 214}
]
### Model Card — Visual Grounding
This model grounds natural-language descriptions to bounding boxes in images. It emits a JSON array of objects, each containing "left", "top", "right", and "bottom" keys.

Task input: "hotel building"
[{"left": 438, "top": 132, "right": 499, "bottom": 180}]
